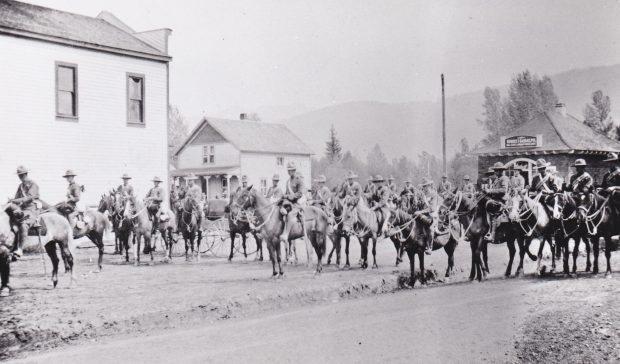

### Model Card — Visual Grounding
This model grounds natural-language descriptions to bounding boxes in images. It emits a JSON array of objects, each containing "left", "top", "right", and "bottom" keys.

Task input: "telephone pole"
[{"left": 441, "top": 74, "right": 447, "bottom": 174}]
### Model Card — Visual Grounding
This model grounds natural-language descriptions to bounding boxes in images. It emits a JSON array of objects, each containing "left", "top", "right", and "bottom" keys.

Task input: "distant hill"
[{"left": 278, "top": 64, "right": 620, "bottom": 159}]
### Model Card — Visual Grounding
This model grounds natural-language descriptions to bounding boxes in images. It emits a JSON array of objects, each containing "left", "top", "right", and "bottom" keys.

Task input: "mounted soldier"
[
  {"left": 310, "top": 175, "right": 331, "bottom": 209},
  {"left": 483, "top": 162, "right": 510, "bottom": 243},
  {"left": 8, "top": 166, "right": 40, "bottom": 259},
  {"left": 461, "top": 175, "right": 476, "bottom": 197},
  {"left": 279, "top": 162, "right": 306, "bottom": 238},
  {"left": 386, "top": 175, "right": 397, "bottom": 195},
  {"left": 370, "top": 175, "right": 391, "bottom": 238},
  {"left": 266, "top": 174, "right": 284, "bottom": 203},
  {"left": 339, "top": 170, "right": 363, "bottom": 200},
  {"left": 565, "top": 159, "right": 593, "bottom": 193},
  {"left": 601, "top": 152, "right": 620, "bottom": 195},
  {"left": 510, "top": 167, "right": 526, "bottom": 193},
  {"left": 363, "top": 176, "right": 374, "bottom": 196},
  {"left": 437, "top": 174, "right": 454, "bottom": 198},
  {"left": 235, "top": 175, "right": 249, "bottom": 196},
  {"left": 480, "top": 167, "right": 495, "bottom": 190},
  {"left": 117, "top": 173, "right": 135, "bottom": 199},
  {"left": 414, "top": 176, "right": 440, "bottom": 255},
  {"left": 55, "top": 169, "right": 86, "bottom": 231},
  {"left": 184, "top": 174, "right": 203, "bottom": 228},
  {"left": 145, "top": 176, "right": 165, "bottom": 233},
  {"left": 400, "top": 178, "right": 415, "bottom": 196},
  {"left": 528, "top": 159, "right": 557, "bottom": 203}
]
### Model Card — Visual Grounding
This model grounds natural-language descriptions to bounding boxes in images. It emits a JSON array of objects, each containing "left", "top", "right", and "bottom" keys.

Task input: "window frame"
[
  {"left": 126, "top": 72, "right": 145, "bottom": 126},
  {"left": 55, "top": 61, "right": 79, "bottom": 120},
  {"left": 276, "top": 156, "right": 284, "bottom": 166},
  {"left": 203, "top": 144, "right": 215, "bottom": 165},
  {"left": 260, "top": 178, "right": 267, "bottom": 195}
]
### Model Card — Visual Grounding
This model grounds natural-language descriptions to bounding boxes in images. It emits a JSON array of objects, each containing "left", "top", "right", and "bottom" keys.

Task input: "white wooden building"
[
  {"left": 173, "top": 115, "right": 313, "bottom": 199},
  {"left": 0, "top": 0, "right": 171, "bottom": 206}
]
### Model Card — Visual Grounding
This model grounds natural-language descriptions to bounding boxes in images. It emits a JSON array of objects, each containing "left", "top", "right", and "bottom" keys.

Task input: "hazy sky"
[{"left": 31, "top": 0, "right": 620, "bottom": 124}]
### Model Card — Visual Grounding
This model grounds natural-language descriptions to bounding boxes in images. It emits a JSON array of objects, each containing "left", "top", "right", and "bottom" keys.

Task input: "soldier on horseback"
[
  {"left": 184, "top": 174, "right": 203, "bottom": 228},
  {"left": 437, "top": 174, "right": 453, "bottom": 198},
  {"left": 363, "top": 176, "right": 374, "bottom": 197},
  {"left": 461, "top": 175, "right": 476, "bottom": 197},
  {"left": 340, "top": 171, "right": 363, "bottom": 200},
  {"left": 311, "top": 175, "right": 331, "bottom": 209},
  {"left": 414, "top": 176, "right": 440, "bottom": 255},
  {"left": 565, "top": 159, "right": 593, "bottom": 193},
  {"left": 400, "top": 179, "right": 415, "bottom": 196},
  {"left": 56, "top": 169, "right": 86, "bottom": 231},
  {"left": 601, "top": 152, "right": 620, "bottom": 194},
  {"left": 510, "top": 167, "right": 526, "bottom": 193},
  {"left": 483, "top": 162, "right": 511, "bottom": 243},
  {"left": 279, "top": 163, "right": 305, "bottom": 240},
  {"left": 369, "top": 175, "right": 391, "bottom": 238},
  {"left": 235, "top": 175, "right": 249, "bottom": 196},
  {"left": 118, "top": 173, "right": 135, "bottom": 198},
  {"left": 528, "top": 159, "right": 557, "bottom": 201},
  {"left": 145, "top": 176, "right": 165, "bottom": 233},
  {"left": 266, "top": 174, "right": 284, "bottom": 203},
  {"left": 8, "top": 166, "right": 40, "bottom": 259},
  {"left": 386, "top": 176, "right": 397, "bottom": 195}
]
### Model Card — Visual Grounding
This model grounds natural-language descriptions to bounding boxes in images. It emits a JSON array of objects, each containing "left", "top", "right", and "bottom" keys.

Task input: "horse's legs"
[
  {"left": 45, "top": 242, "right": 59, "bottom": 288},
  {"left": 361, "top": 237, "right": 369, "bottom": 269},
  {"left": 444, "top": 239, "right": 456, "bottom": 278},
  {"left": 96, "top": 233, "right": 104, "bottom": 272},
  {"left": 0, "top": 245, "right": 11, "bottom": 291},
  {"left": 276, "top": 238, "right": 284, "bottom": 277},
  {"left": 241, "top": 233, "right": 248, "bottom": 259},
  {"left": 406, "top": 248, "right": 416, "bottom": 287},
  {"left": 604, "top": 236, "right": 613, "bottom": 277},
  {"left": 419, "top": 251, "right": 427, "bottom": 285},
  {"left": 135, "top": 234, "right": 141, "bottom": 266},
  {"left": 516, "top": 236, "right": 526, "bottom": 277},
  {"left": 228, "top": 231, "right": 236, "bottom": 261},
  {"left": 371, "top": 236, "right": 378, "bottom": 269},
  {"left": 506, "top": 238, "right": 516, "bottom": 277},
  {"left": 585, "top": 237, "right": 592, "bottom": 272},
  {"left": 536, "top": 237, "right": 545, "bottom": 275},
  {"left": 562, "top": 237, "right": 570, "bottom": 275},
  {"left": 268, "top": 239, "right": 277, "bottom": 278},
  {"left": 184, "top": 232, "right": 190, "bottom": 261},
  {"left": 592, "top": 236, "right": 600, "bottom": 275},
  {"left": 255, "top": 235, "right": 263, "bottom": 261},
  {"left": 572, "top": 237, "right": 580, "bottom": 274},
  {"left": 549, "top": 236, "right": 557, "bottom": 273},
  {"left": 195, "top": 230, "right": 202, "bottom": 262},
  {"left": 469, "top": 240, "right": 476, "bottom": 281},
  {"left": 475, "top": 237, "right": 484, "bottom": 281},
  {"left": 344, "top": 235, "right": 351, "bottom": 269},
  {"left": 391, "top": 238, "right": 400, "bottom": 267},
  {"left": 482, "top": 241, "right": 490, "bottom": 274}
]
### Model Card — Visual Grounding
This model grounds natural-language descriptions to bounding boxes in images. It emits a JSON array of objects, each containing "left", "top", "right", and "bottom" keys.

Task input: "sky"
[{"left": 29, "top": 0, "right": 620, "bottom": 125}]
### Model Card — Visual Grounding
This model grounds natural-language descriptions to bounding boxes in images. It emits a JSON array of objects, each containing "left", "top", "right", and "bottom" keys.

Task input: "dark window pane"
[
  {"left": 57, "top": 91, "right": 74, "bottom": 116},
  {"left": 209, "top": 155, "right": 214, "bottom": 163},
  {"left": 58, "top": 66, "right": 74, "bottom": 92},
  {"left": 129, "top": 77, "right": 143, "bottom": 100}
]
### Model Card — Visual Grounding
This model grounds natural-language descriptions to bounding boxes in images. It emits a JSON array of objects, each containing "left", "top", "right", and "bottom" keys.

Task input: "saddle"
[{"left": 27, "top": 217, "right": 47, "bottom": 236}]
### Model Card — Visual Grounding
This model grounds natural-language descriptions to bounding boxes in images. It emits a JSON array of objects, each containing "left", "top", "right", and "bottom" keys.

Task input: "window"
[
  {"left": 221, "top": 177, "right": 228, "bottom": 199},
  {"left": 203, "top": 145, "right": 215, "bottom": 164},
  {"left": 127, "top": 73, "right": 145, "bottom": 124},
  {"left": 55, "top": 62, "right": 78, "bottom": 118},
  {"left": 260, "top": 179, "right": 267, "bottom": 195},
  {"left": 276, "top": 157, "right": 284, "bottom": 166}
]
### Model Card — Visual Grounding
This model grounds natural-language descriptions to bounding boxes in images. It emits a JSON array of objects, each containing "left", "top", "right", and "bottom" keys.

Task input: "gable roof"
[
  {"left": 0, "top": 0, "right": 170, "bottom": 62},
  {"left": 176, "top": 117, "right": 314, "bottom": 156},
  {"left": 474, "top": 110, "right": 620, "bottom": 155}
]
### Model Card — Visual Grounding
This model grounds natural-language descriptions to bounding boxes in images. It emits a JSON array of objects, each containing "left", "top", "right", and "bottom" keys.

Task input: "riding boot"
[
  {"left": 425, "top": 219, "right": 436, "bottom": 255},
  {"left": 14, "top": 224, "right": 28, "bottom": 259},
  {"left": 485, "top": 218, "right": 499, "bottom": 243}
]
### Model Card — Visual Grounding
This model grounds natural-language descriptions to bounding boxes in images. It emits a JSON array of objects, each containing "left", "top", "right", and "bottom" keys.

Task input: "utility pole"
[{"left": 441, "top": 74, "right": 447, "bottom": 174}]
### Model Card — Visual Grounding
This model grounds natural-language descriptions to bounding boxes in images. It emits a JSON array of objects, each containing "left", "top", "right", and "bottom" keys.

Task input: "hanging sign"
[{"left": 500, "top": 134, "right": 542, "bottom": 149}]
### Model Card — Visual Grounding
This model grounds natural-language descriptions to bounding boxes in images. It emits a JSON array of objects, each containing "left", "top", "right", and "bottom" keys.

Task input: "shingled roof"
[
  {"left": 474, "top": 109, "right": 620, "bottom": 155},
  {"left": 0, "top": 0, "right": 170, "bottom": 61},
  {"left": 176, "top": 117, "right": 314, "bottom": 156}
]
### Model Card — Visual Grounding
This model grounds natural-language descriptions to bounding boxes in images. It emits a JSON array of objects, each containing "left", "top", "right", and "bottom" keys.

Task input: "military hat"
[
  {"left": 372, "top": 175, "right": 385, "bottom": 182},
  {"left": 535, "top": 159, "right": 550, "bottom": 170},
  {"left": 388, "top": 175, "right": 395, "bottom": 181},
  {"left": 463, "top": 175, "right": 470, "bottom": 180},
  {"left": 404, "top": 179, "right": 412, "bottom": 183},
  {"left": 315, "top": 175, "right": 327, "bottom": 183},
  {"left": 62, "top": 169, "right": 77, "bottom": 178},
  {"left": 241, "top": 175, "right": 248, "bottom": 182},
  {"left": 547, "top": 166, "right": 557, "bottom": 174},
  {"left": 345, "top": 171, "right": 358, "bottom": 179},
  {"left": 287, "top": 162, "right": 297, "bottom": 171},
  {"left": 272, "top": 174, "right": 280, "bottom": 181},
  {"left": 16, "top": 165, "right": 29, "bottom": 175},
  {"left": 604, "top": 152, "right": 618, "bottom": 162},
  {"left": 485, "top": 168, "right": 495, "bottom": 175},
  {"left": 573, "top": 158, "right": 587, "bottom": 167},
  {"left": 152, "top": 176, "right": 163, "bottom": 182},
  {"left": 442, "top": 173, "right": 448, "bottom": 178},
  {"left": 121, "top": 173, "right": 132, "bottom": 180},
  {"left": 421, "top": 177, "right": 434, "bottom": 187},
  {"left": 491, "top": 162, "right": 507, "bottom": 170},
  {"left": 185, "top": 173, "right": 198, "bottom": 180}
]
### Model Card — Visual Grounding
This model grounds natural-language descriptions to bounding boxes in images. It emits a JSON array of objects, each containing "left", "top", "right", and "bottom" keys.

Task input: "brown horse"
[
  {"left": 225, "top": 193, "right": 263, "bottom": 262},
  {"left": 152, "top": 207, "right": 176, "bottom": 263},
  {"left": 234, "top": 186, "right": 284, "bottom": 277},
  {"left": 4, "top": 203, "right": 76, "bottom": 289},
  {"left": 281, "top": 204, "right": 330, "bottom": 274},
  {"left": 177, "top": 197, "right": 203, "bottom": 262},
  {"left": 98, "top": 190, "right": 123, "bottom": 255},
  {"left": 0, "top": 208, "right": 15, "bottom": 296},
  {"left": 123, "top": 197, "right": 154, "bottom": 266},
  {"left": 341, "top": 196, "right": 382, "bottom": 269},
  {"left": 326, "top": 193, "right": 355, "bottom": 268}
]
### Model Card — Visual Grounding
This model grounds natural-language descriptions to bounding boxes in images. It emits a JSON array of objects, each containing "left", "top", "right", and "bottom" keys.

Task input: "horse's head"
[
  {"left": 506, "top": 192, "right": 523, "bottom": 222},
  {"left": 234, "top": 185, "right": 256, "bottom": 210},
  {"left": 4, "top": 202, "right": 23, "bottom": 222},
  {"left": 123, "top": 195, "right": 138, "bottom": 218},
  {"left": 572, "top": 192, "right": 593, "bottom": 225},
  {"left": 341, "top": 196, "right": 360, "bottom": 234}
]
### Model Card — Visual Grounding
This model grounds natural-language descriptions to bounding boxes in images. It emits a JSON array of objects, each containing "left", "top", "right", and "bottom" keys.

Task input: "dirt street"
[{"left": 2, "top": 236, "right": 620, "bottom": 363}]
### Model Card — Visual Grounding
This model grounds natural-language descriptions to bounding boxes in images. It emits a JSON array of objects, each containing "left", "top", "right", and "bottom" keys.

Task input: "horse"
[
  {"left": 0, "top": 208, "right": 14, "bottom": 297},
  {"left": 341, "top": 196, "right": 383, "bottom": 269},
  {"left": 573, "top": 190, "right": 620, "bottom": 278},
  {"left": 4, "top": 203, "right": 76, "bottom": 288},
  {"left": 151, "top": 206, "right": 176, "bottom": 263},
  {"left": 280, "top": 203, "right": 330, "bottom": 274},
  {"left": 234, "top": 186, "right": 285, "bottom": 277},
  {"left": 98, "top": 190, "right": 123, "bottom": 255},
  {"left": 225, "top": 193, "right": 263, "bottom": 262},
  {"left": 177, "top": 196, "right": 203, "bottom": 262},
  {"left": 123, "top": 196, "right": 154, "bottom": 266},
  {"left": 326, "top": 193, "right": 355, "bottom": 268}
]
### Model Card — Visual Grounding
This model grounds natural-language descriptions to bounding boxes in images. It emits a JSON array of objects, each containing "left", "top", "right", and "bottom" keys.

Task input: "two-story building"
[
  {"left": 172, "top": 115, "right": 313, "bottom": 199},
  {"left": 0, "top": 0, "right": 171, "bottom": 205}
]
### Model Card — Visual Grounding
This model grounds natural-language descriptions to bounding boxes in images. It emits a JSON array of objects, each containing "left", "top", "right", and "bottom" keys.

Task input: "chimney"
[
  {"left": 240, "top": 113, "right": 247, "bottom": 120},
  {"left": 555, "top": 103, "right": 567, "bottom": 117}
]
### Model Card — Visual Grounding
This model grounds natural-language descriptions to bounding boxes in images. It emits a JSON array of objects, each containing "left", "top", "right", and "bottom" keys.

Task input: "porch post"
[
  {"left": 226, "top": 175, "right": 231, "bottom": 199},
  {"left": 206, "top": 176, "right": 210, "bottom": 199}
]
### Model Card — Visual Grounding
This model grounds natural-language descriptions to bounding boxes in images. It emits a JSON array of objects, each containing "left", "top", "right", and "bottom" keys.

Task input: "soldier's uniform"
[
  {"left": 484, "top": 162, "right": 510, "bottom": 242},
  {"left": 146, "top": 177, "right": 165, "bottom": 228},
  {"left": 510, "top": 172, "right": 526, "bottom": 193},
  {"left": 363, "top": 179, "right": 374, "bottom": 195},
  {"left": 601, "top": 153, "right": 620, "bottom": 191},
  {"left": 266, "top": 175, "right": 284, "bottom": 203},
  {"left": 566, "top": 159, "right": 593, "bottom": 194},
  {"left": 340, "top": 172, "right": 363, "bottom": 200},
  {"left": 55, "top": 170, "right": 86, "bottom": 230},
  {"left": 117, "top": 174, "right": 135, "bottom": 198},
  {"left": 284, "top": 173, "right": 305, "bottom": 204},
  {"left": 416, "top": 177, "right": 440, "bottom": 253},
  {"left": 185, "top": 177, "right": 203, "bottom": 227},
  {"left": 438, "top": 179, "right": 454, "bottom": 197},
  {"left": 370, "top": 176, "right": 391, "bottom": 236},
  {"left": 461, "top": 176, "right": 476, "bottom": 197},
  {"left": 11, "top": 166, "right": 40, "bottom": 258},
  {"left": 400, "top": 181, "right": 415, "bottom": 196},
  {"left": 311, "top": 176, "right": 331, "bottom": 208}
]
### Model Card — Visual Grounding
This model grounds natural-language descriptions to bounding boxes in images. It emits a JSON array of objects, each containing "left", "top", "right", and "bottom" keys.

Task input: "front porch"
[{"left": 170, "top": 167, "right": 241, "bottom": 200}]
